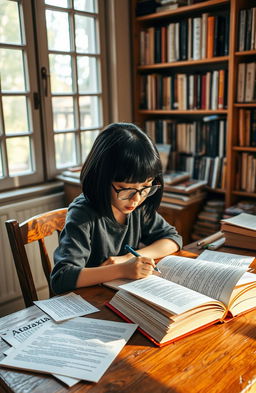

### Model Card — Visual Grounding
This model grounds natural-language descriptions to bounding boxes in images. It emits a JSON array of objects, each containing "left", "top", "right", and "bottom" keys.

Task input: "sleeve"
[
  {"left": 140, "top": 210, "right": 183, "bottom": 250},
  {"left": 50, "top": 208, "right": 92, "bottom": 295}
]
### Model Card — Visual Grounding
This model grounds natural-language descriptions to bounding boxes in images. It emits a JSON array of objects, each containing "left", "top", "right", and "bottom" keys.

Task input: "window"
[{"left": 0, "top": 0, "right": 107, "bottom": 190}]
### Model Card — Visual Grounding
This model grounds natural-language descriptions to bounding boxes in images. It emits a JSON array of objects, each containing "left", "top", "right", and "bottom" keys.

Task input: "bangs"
[{"left": 112, "top": 143, "right": 162, "bottom": 183}]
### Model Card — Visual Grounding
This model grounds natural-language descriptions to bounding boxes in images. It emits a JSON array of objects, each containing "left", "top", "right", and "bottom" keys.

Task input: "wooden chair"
[{"left": 5, "top": 207, "right": 68, "bottom": 308}]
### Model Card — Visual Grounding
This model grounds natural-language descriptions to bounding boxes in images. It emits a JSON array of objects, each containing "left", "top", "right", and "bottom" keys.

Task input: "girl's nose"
[{"left": 130, "top": 190, "right": 142, "bottom": 202}]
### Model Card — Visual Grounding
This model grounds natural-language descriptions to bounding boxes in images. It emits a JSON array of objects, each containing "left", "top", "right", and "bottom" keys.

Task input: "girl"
[{"left": 51, "top": 122, "right": 182, "bottom": 294}]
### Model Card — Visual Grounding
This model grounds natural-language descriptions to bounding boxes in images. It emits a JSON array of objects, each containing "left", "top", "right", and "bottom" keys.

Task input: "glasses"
[{"left": 112, "top": 184, "right": 161, "bottom": 200}]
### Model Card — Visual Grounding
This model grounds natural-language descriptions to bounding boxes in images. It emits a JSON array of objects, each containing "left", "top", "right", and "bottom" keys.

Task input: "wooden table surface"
[{"left": 1, "top": 246, "right": 256, "bottom": 393}]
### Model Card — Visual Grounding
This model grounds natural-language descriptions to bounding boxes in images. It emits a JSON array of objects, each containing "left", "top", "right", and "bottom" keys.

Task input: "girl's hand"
[{"left": 120, "top": 256, "right": 156, "bottom": 279}]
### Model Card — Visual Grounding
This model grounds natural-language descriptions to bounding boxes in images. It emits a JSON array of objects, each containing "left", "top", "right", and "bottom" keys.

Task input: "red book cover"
[{"left": 201, "top": 74, "right": 207, "bottom": 109}]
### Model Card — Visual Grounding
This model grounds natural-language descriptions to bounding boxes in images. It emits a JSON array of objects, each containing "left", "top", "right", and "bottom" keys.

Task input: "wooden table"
[{"left": 1, "top": 247, "right": 256, "bottom": 393}]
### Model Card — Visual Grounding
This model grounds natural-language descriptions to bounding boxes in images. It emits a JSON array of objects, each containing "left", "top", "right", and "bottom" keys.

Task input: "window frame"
[
  {"left": 33, "top": 0, "right": 109, "bottom": 179},
  {"left": 0, "top": 0, "right": 109, "bottom": 191},
  {"left": 0, "top": 0, "right": 45, "bottom": 190}
]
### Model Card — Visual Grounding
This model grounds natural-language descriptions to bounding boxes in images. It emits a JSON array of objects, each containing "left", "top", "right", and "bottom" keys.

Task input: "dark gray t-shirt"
[{"left": 51, "top": 194, "right": 182, "bottom": 294}]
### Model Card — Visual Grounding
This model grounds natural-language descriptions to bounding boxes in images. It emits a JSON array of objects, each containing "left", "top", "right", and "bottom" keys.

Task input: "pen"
[
  {"left": 197, "top": 231, "right": 224, "bottom": 248},
  {"left": 124, "top": 244, "right": 161, "bottom": 273},
  {"left": 202, "top": 237, "right": 226, "bottom": 250}
]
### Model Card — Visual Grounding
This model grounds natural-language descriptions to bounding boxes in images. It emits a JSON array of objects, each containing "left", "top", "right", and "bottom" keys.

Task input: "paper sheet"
[
  {"left": 33, "top": 292, "right": 99, "bottom": 321},
  {"left": 0, "top": 317, "right": 137, "bottom": 383}
]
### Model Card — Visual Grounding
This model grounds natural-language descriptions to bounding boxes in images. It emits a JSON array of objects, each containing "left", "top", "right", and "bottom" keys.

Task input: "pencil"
[{"left": 124, "top": 244, "right": 161, "bottom": 273}]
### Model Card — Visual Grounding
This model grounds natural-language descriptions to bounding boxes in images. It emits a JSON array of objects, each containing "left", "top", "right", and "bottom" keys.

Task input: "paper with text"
[
  {"left": 196, "top": 249, "right": 254, "bottom": 268},
  {"left": 157, "top": 255, "right": 245, "bottom": 306},
  {"left": 0, "top": 317, "right": 137, "bottom": 383},
  {"left": 0, "top": 316, "right": 79, "bottom": 387},
  {"left": 0, "top": 306, "right": 46, "bottom": 335},
  {"left": 120, "top": 275, "right": 218, "bottom": 315},
  {"left": 33, "top": 292, "right": 99, "bottom": 321}
]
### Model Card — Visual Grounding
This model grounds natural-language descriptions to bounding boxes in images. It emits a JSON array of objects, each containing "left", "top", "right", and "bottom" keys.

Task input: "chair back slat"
[
  {"left": 20, "top": 208, "right": 67, "bottom": 244},
  {"left": 5, "top": 207, "right": 68, "bottom": 307},
  {"left": 39, "top": 238, "right": 55, "bottom": 297}
]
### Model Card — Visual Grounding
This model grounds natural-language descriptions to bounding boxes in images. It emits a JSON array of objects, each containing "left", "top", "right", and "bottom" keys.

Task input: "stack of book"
[
  {"left": 162, "top": 178, "right": 207, "bottom": 207},
  {"left": 221, "top": 213, "right": 256, "bottom": 251},
  {"left": 191, "top": 199, "right": 225, "bottom": 240},
  {"left": 223, "top": 200, "right": 256, "bottom": 219},
  {"left": 156, "top": 0, "right": 188, "bottom": 13}
]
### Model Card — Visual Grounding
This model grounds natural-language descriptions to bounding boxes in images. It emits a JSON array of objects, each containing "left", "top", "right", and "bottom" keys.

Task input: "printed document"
[
  {"left": 0, "top": 316, "right": 79, "bottom": 387},
  {"left": 34, "top": 292, "right": 99, "bottom": 321},
  {"left": 0, "top": 317, "right": 137, "bottom": 383}
]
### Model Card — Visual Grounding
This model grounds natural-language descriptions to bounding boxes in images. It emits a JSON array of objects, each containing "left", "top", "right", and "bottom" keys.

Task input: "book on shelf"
[
  {"left": 191, "top": 199, "right": 224, "bottom": 241},
  {"left": 238, "top": 7, "right": 256, "bottom": 51},
  {"left": 163, "top": 170, "right": 190, "bottom": 185},
  {"left": 238, "top": 9, "right": 247, "bottom": 51},
  {"left": 164, "top": 178, "right": 207, "bottom": 193},
  {"left": 224, "top": 201, "right": 256, "bottom": 217},
  {"left": 156, "top": 1, "right": 187, "bottom": 13},
  {"left": 245, "top": 63, "right": 256, "bottom": 103},
  {"left": 106, "top": 253, "right": 256, "bottom": 346},
  {"left": 162, "top": 191, "right": 206, "bottom": 206}
]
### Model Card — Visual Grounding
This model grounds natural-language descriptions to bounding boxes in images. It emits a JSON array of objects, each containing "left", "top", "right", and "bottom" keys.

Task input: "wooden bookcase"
[{"left": 130, "top": 0, "right": 256, "bottom": 209}]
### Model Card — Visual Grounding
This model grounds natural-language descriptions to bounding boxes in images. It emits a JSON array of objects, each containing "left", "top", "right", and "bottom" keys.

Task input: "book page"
[
  {"left": 33, "top": 292, "right": 99, "bottom": 321},
  {"left": 196, "top": 249, "right": 254, "bottom": 268},
  {"left": 157, "top": 255, "right": 246, "bottom": 306},
  {"left": 0, "top": 317, "right": 137, "bottom": 383},
  {"left": 120, "top": 275, "right": 220, "bottom": 315}
]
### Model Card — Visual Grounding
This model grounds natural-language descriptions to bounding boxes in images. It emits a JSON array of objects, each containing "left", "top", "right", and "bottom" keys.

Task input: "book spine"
[
  {"left": 218, "top": 69, "right": 225, "bottom": 109},
  {"left": 180, "top": 19, "right": 188, "bottom": 61},
  {"left": 237, "top": 63, "right": 246, "bottom": 102},
  {"left": 238, "top": 9, "right": 246, "bottom": 51},
  {"left": 193, "top": 17, "right": 201, "bottom": 60},
  {"left": 201, "top": 13, "right": 208, "bottom": 59},
  {"left": 245, "top": 9, "right": 252, "bottom": 51},
  {"left": 207, "top": 15, "right": 215, "bottom": 58},
  {"left": 245, "top": 62, "right": 256, "bottom": 102}
]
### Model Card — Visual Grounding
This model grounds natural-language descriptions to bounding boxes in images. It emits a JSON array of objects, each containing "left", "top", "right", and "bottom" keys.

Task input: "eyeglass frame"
[{"left": 111, "top": 183, "right": 161, "bottom": 200}]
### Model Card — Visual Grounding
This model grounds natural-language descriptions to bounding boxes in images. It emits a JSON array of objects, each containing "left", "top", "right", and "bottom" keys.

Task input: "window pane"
[
  {"left": 45, "top": 0, "right": 69, "bottom": 7},
  {"left": 79, "top": 96, "right": 100, "bottom": 129},
  {"left": 46, "top": 10, "right": 70, "bottom": 51},
  {"left": 74, "top": 0, "right": 95, "bottom": 13},
  {"left": 52, "top": 97, "right": 75, "bottom": 131},
  {"left": 3, "top": 96, "right": 29, "bottom": 134},
  {"left": 77, "top": 56, "right": 98, "bottom": 93},
  {"left": 49, "top": 54, "right": 73, "bottom": 93},
  {"left": 6, "top": 136, "right": 32, "bottom": 175},
  {"left": 0, "top": 48, "right": 25, "bottom": 91},
  {"left": 81, "top": 130, "right": 99, "bottom": 159},
  {"left": 0, "top": 0, "right": 21, "bottom": 44},
  {"left": 55, "top": 133, "right": 76, "bottom": 168},
  {"left": 75, "top": 15, "right": 96, "bottom": 53}
]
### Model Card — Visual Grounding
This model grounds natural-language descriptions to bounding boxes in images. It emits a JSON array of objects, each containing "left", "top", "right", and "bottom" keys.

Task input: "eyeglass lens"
[{"left": 118, "top": 185, "right": 160, "bottom": 200}]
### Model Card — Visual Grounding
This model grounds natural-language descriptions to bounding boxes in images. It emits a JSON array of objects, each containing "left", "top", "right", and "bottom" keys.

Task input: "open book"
[{"left": 106, "top": 254, "right": 256, "bottom": 346}]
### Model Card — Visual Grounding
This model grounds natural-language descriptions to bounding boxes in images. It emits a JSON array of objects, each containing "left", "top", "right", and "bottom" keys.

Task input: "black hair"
[{"left": 80, "top": 122, "right": 163, "bottom": 219}]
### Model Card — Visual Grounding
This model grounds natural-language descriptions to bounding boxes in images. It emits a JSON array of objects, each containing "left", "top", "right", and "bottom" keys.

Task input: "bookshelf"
[{"left": 131, "top": 0, "right": 256, "bottom": 211}]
